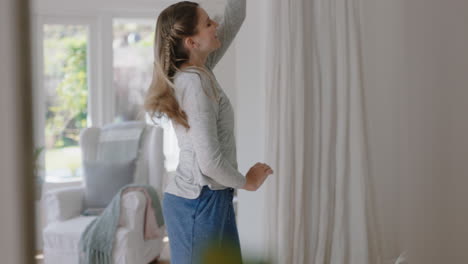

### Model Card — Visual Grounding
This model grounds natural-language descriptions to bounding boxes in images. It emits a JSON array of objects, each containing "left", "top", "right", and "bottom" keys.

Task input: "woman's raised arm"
[{"left": 205, "top": 0, "right": 246, "bottom": 70}]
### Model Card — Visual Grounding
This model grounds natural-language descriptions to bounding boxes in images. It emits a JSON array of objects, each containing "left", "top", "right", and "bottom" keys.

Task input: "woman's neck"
[{"left": 181, "top": 52, "right": 209, "bottom": 69}]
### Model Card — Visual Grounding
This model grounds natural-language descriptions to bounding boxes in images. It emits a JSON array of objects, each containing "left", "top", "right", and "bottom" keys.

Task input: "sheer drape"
[{"left": 263, "top": 0, "right": 382, "bottom": 263}]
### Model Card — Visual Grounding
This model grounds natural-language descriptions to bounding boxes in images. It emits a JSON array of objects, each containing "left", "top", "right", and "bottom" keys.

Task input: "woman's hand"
[{"left": 242, "top": 162, "right": 273, "bottom": 191}]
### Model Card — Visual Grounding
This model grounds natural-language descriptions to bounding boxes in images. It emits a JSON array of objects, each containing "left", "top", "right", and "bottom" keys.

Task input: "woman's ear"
[{"left": 184, "top": 37, "right": 198, "bottom": 50}]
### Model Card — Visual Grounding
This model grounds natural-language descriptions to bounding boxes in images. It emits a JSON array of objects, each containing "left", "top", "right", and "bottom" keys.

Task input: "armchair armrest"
[
  {"left": 119, "top": 191, "right": 146, "bottom": 232},
  {"left": 45, "top": 186, "right": 84, "bottom": 222}
]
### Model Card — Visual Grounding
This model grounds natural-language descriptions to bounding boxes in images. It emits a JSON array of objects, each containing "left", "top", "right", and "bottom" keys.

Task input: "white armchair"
[{"left": 42, "top": 123, "right": 168, "bottom": 264}]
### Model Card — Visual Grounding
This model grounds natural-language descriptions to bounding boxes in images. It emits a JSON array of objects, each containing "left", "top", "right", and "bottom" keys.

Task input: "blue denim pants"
[{"left": 162, "top": 186, "right": 243, "bottom": 264}]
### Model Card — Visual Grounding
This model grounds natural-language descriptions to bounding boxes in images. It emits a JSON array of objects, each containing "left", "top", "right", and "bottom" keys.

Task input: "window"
[
  {"left": 113, "top": 18, "right": 180, "bottom": 171},
  {"left": 113, "top": 18, "right": 155, "bottom": 122},
  {"left": 42, "top": 24, "right": 90, "bottom": 182}
]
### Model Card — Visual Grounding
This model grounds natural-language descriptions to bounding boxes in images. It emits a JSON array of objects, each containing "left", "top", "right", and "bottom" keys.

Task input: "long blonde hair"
[{"left": 144, "top": 1, "right": 219, "bottom": 130}]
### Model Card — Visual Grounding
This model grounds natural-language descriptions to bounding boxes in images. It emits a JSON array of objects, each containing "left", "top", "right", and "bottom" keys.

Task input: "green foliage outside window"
[{"left": 44, "top": 30, "right": 88, "bottom": 149}]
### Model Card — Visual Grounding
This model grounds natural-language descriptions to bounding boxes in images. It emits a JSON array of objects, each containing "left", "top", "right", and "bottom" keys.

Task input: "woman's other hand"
[{"left": 242, "top": 162, "right": 273, "bottom": 191}]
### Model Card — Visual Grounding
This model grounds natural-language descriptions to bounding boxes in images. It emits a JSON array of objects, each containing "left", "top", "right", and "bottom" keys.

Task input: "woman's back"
[{"left": 165, "top": 68, "right": 245, "bottom": 199}]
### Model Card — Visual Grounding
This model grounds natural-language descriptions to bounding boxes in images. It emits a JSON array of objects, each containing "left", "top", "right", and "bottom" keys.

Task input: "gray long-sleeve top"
[{"left": 164, "top": 0, "right": 246, "bottom": 199}]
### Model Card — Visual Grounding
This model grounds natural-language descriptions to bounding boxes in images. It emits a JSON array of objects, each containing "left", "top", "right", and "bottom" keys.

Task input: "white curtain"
[{"left": 263, "top": 0, "right": 383, "bottom": 263}]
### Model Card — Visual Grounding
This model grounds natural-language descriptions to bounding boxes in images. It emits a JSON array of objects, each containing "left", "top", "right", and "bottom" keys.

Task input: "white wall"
[
  {"left": 361, "top": 0, "right": 468, "bottom": 263},
  {"left": 32, "top": 0, "right": 224, "bottom": 15},
  {"left": 234, "top": 0, "right": 269, "bottom": 260}
]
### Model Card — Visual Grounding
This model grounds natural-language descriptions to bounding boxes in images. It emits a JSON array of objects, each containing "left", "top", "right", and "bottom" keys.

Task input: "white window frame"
[{"left": 32, "top": 15, "right": 100, "bottom": 182}]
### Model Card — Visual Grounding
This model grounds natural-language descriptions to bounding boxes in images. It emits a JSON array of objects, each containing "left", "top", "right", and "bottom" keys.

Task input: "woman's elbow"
[
  {"left": 198, "top": 162, "right": 216, "bottom": 177},
  {"left": 198, "top": 157, "right": 223, "bottom": 178}
]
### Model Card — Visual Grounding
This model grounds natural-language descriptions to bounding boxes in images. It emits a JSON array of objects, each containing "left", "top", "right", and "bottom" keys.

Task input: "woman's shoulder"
[
  {"left": 173, "top": 67, "right": 215, "bottom": 86},
  {"left": 173, "top": 71, "right": 203, "bottom": 90},
  {"left": 173, "top": 67, "right": 220, "bottom": 101},
  {"left": 174, "top": 66, "right": 199, "bottom": 79}
]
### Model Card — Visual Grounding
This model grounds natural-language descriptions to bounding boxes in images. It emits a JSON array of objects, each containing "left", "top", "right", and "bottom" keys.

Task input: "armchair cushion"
[
  {"left": 45, "top": 186, "right": 84, "bottom": 222},
  {"left": 43, "top": 216, "right": 96, "bottom": 254},
  {"left": 83, "top": 158, "right": 136, "bottom": 213}
]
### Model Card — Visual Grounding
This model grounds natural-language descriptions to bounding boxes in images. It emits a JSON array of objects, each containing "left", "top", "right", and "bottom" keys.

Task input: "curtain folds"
[{"left": 263, "top": 0, "right": 383, "bottom": 263}]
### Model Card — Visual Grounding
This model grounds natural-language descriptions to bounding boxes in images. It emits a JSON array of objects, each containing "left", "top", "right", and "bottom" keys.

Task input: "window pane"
[
  {"left": 43, "top": 24, "right": 89, "bottom": 182},
  {"left": 113, "top": 18, "right": 179, "bottom": 171},
  {"left": 113, "top": 19, "right": 155, "bottom": 122}
]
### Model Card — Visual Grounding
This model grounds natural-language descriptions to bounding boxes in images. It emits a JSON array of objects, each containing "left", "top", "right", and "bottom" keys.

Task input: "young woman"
[{"left": 144, "top": 1, "right": 273, "bottom": 263}]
